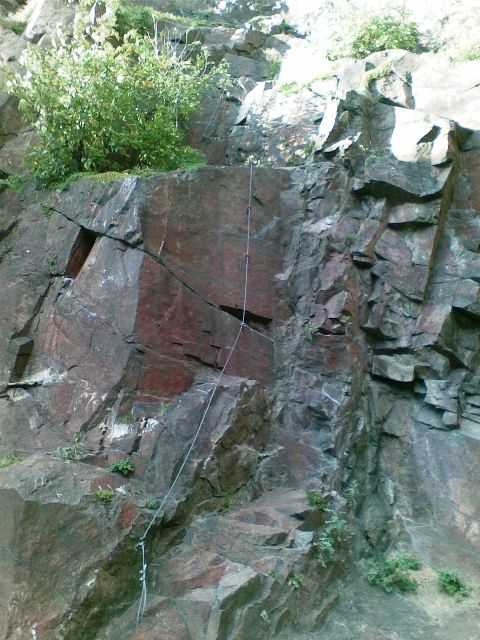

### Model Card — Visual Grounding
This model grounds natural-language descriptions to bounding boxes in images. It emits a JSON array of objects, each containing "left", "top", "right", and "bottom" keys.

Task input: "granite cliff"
[{"left": 0, "top": 1, "right": 479, "bottom": 638}]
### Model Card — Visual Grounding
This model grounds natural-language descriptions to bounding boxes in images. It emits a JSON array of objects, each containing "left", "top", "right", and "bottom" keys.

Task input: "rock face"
[{"left": 1, "top": 2, "right": 480, "bottom": 640}]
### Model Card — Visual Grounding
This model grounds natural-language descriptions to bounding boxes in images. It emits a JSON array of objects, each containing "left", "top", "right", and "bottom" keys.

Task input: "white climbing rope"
[{"left": 136, "top": 162, "right": 254, "bottom": 623}]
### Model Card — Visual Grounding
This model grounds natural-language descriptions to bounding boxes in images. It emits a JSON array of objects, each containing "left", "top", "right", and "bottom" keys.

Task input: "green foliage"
[
  {"left": 324, "top": 511, "right": 348, "bottom": 539},
  {"left": 363, "top": 61, "right": 395, "bottom": 87},
  {"left": 53, "top": 446, "right": 78, "bottom": 460},
  {"left": 0, "top": 174, "right": 26, "bottom": 193},
  {"left": 264, "top": 48, "right": 282, "bottom": 80},
  {"left": 286, "top": 571, "right": 303, "bottom": 589},
  {"left": 313, "top": 509, "right": 349, "bottom": 566},
  {"left": 108, "top": 458, "right": 134, "bottom": 476},
  {"left": 437, "top": 570, "right": 472, "bottom": 598},
  {"left": 328, "top": 11, "right": 419, "bottom": 60},
  {"left": 351, "top": 13, "right": 419, "bottom": 59},
  {"left": 304, "top": 140, "right": 316, "bottom": 157},
  {"left": 307, "top": 490, "right": 328, "bottom": 511},
  {"left": 344, "top": 480, "right": 359, "bottom": 507},
  {"left": 0, "top": 17, "right": 26, "bottom": 35},
  {"left": 278, "top": 81, "right": 302, "bottom": 95},
  {"left": 0, "top": 453, "right": 22, "bottom": 469},
  {"left": 95, "top": 488, "right": 114, "bottom": 504},
  {"left": 459, "top": 44, "right": 480, "bottom": 61},
  {"left": 3, "top": 13, "right": 227, "bottom": 186},
  {"left": 315, "top": 531, "right": 335, "bottom": 565},
  {"left": 218, "top": 489, "right": 234, "bottom": 513},
  {"left": 144, "top": 497, "right": 159, "bottom": 510},
  {"left": 367, "top": 554, "right": 421, "bottom": 593},
  {"left": 117, "top": 412, "right": 134, "bottom": 424},
  {"left": 303, "top": 322, "right": 318, "bottom": 343}
]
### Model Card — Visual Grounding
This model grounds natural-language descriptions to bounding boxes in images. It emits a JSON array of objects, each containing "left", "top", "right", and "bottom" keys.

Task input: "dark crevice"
[
  {"left": 65, "top": 227, "right": 97, "bottom": 278},
  {"left": 184, "top": 353, "right": 221, "bottom": 372},
  {"left": 219, "top": 304, "right": 272, "bottom": 333},
  {"left": 9, "top": 338, "right": 34, "bottom": 383}
]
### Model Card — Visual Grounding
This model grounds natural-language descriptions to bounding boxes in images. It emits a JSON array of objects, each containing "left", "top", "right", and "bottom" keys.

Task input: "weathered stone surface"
[
  {"left": 0, "top": 455, "right": 143, "bottom": 640},
  {"left": 1, "top": 6, "right": 480, "bottom": 640},
  {"left": 353, "top": 155, "right": 452, "bottom": 199}
]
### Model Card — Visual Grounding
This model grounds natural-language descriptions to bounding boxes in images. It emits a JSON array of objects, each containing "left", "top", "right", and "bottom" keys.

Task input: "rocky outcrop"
[{"left": 1, "top": 2, "right": 480, "bottom": 639}]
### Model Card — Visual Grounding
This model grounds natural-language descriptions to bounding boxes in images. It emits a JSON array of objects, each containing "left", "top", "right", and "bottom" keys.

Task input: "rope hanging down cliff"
[{"left": 136, "top": 162, "right": 254, "bottom": 622}]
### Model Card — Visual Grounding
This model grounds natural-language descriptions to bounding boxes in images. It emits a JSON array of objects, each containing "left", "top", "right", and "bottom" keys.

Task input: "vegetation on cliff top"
[{"left": 2, "top": 1, "right": 228, "bottom": 186}]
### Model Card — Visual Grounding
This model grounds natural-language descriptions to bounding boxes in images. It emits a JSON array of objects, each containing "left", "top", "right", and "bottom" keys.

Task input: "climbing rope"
[{"left": 136, "top": 162, "right": 254, "bottom": 622}]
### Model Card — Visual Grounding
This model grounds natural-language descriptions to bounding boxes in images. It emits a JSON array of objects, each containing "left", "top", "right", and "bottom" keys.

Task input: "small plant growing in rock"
[
  {"left": 0, "top": 453, "right": 22, "bottom": 469},
  {"left": 313, "top": 509, "right": 349, "bottom": 566},
  {"left": 0, "top": 17, "right": 26, "bottom": 35},
  {"left": 286, "top": 571, "right": 303, "bottom": 589},
  {"left": 278, "top": 81, "right": 302, "bottom": 95},
  {"left": 303, "top": 322, "right": 318, "bottom": 343},
  {"left": 108, "top": 458, "right": 134, "bottom": 476},
  {"left": 218, "top": 489, "right": 234, "bottom": 513},
  {"left": 307, "top": 490, "right": 328, "bottom": 511},
  {"left": 315, "top": 532, "right": 335, "bottom": 566},
  {"left": 264, "top": 48, "right": 282, "bottom": 80},
  {"left": 324, "top": 511, "right": 348, "bottom": 539},
  {"left": 367, "top": 554, "right": 421, "bottom": 593},
  {"left": 0, "top": 174, "right": 25, "bottom": 193},
  {"left": 117, "top": 412, "right": 134, "bottom": 424},
  {"left": 95, "top": 488, "right": 114, "bottom": 504},
  {"left": 143, "top": 497, "right": 159, "bottom": 510},
  {"left": 53, "top": 446, "right": 78, "bottom": 460},
  {"left": 344, "top": 480, "right": 359, "bottom": 507},
  {"left": 437, "top": 570, "right": 472, "bottom": 598}
]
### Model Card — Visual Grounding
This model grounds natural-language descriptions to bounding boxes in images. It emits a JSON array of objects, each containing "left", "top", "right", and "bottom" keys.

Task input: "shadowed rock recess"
[{"left": 1, "top": 1, "right": 480, "bottom": 639}]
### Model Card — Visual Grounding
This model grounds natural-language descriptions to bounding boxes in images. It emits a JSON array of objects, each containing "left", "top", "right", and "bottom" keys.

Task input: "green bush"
[
  {"left": 0, "top": 17, "right": 26, "bottom": 35},
  {"left": 437, "top": 570, "right": 472, "bottom": 598},
  {"left": 313, "top": 509, "right": 348, "bottom": 566},
  {"left": 351, "top": 13, "right": 419, "bottom": 58},
  {"left": 0, "top": 453, "right": 22, "bottom": 469},
  {"left": 96, "top": 488, "right": 114, "bottom": 504},
  {"left": 108, "top": 458, "right": 134, "bottom": 476},
  {"left": 307, "top": 490, "right": 328, "bottom": 511},
  {"left": 367, "top": 554, "right": 421, "bottom": 593},
  {"left": 4, "top": 13, "right": 227, "bottom": 186},
  {"left": 143, "top": 497, "right": 159, "bottom": 510},
  {"left": 53, "top": 446, "right": 78, "bottom": 460},
  {"left": 328, "top": 11, "right": 419, "bottom": 60}
]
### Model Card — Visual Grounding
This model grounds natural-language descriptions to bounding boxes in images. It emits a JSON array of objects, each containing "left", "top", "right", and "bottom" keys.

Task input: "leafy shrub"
[
  {"left": 117, "top": 412, "right": 134, "bottom": 424},
  {"left": 96, "top": 488, "right": 114, "bottom": 504},
  {"left": 218, "top": 489, "right": 234, "bottom": 513},
  {"left": 307, "top": 490, "right": 328, "bottom": 511},
  {"left": 286, "top": 571, "right": 303, "bottom": 589},
  {"left": 344, "top": 480, "right": 359, "bottom": 507},
  {"left": 367, "top": 554, "right": 421, "bottom": 593},
  {"left": 328, "top": 11, "right": 419, "bottom": 60},
  {"left": 108, "top": 458, "right": 134, "bottom": 476},
  {"left": 303, "top": 321, "right": 318, "bottom": 343},
  {"left": 313, "top": 509, "right": 349, "bottom": 566},
  {"left": 351, "top": 13, "right": 419, "bottom": 59},
  {"left": 4, "top": 14, "right": 227, "bottom": 186},
  {"left": 437, "top": 570, "right": 472, "bottom": 597},
  {"left": 53, "top": 446, "right": 78, "bottom": 460},
  {"left": 264, "top": 48, "right": 282, "bottom": 80},
  {"left": 144, "top": 497, "right": 159, "bottom": 510},
  {"left": 0, "top": 453, "right": 22, "bottom": 469},
  {"left": 0, "top": 17, "right": 26, "bottom": 35},
  {"left": 315, "top": 531, "right": 335, "bottom": 566}
]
